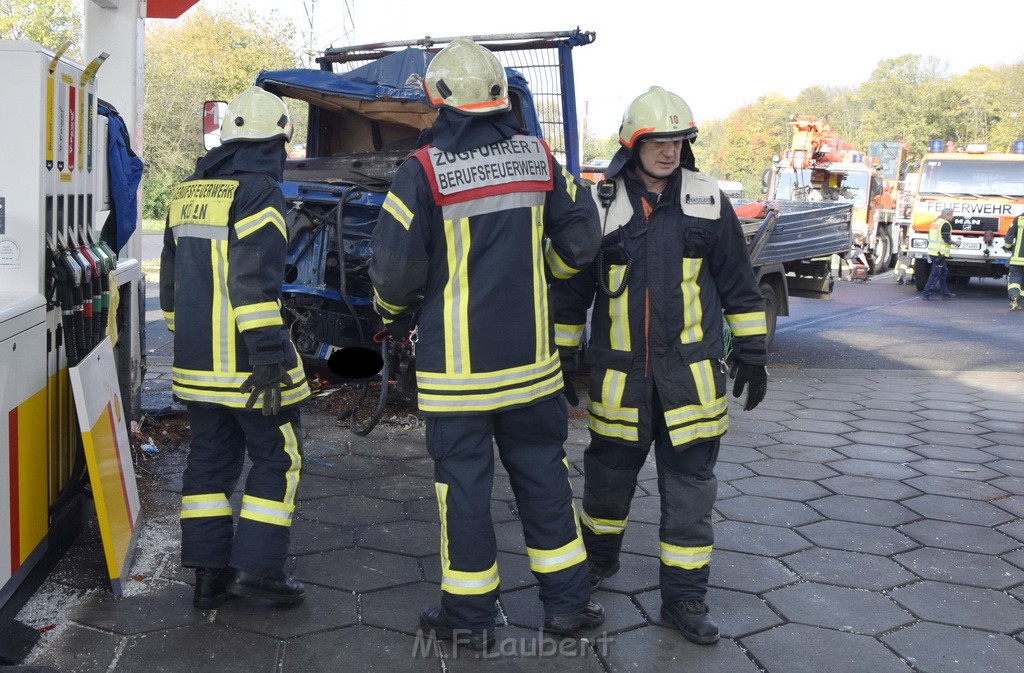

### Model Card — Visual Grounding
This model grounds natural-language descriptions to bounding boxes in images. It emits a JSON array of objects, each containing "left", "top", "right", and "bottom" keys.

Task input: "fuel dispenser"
[{"left": 0, "top": 40, "right": 144, "bottom": 630}]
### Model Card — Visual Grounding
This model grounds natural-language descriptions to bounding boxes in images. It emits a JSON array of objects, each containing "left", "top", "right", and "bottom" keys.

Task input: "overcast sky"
[{"left": 194, "top": 0, "right": 1024, "bottom": 137}]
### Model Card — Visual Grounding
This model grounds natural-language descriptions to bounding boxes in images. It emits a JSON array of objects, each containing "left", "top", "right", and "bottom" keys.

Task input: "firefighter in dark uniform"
[
  {"left": 1004, "top": 214, "right": 1023, "bottom": 311},
  {"left": 550, "top": 86, "right": 769, "bottom": 645},
  {"left": 160, "top": 87, "right": 311, "bottom": 609},
  {"left": 368, "top": 39, "right": 604, "bottom": 649}
]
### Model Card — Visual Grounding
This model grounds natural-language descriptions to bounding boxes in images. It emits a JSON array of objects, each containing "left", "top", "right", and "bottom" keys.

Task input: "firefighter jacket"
[
  {"left": 927, "top": 218, "right": 952, "bottom": 257},
  {"left": 550, "top": 154, "right": 767, "bottom": 450},
  {"left": 369, "top": 129, "right": 601, "bottom": 415},
  {"left": 159, "top": 140, "right": 310, "bottom": 411},
  {"left": 1005, "top": 216, "right": 1024, "bottom": 266}
]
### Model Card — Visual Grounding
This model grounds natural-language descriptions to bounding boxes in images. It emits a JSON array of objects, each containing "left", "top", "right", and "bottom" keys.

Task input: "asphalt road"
[{"left": 142, "top": 232, "right": 1022, "bottom": 374}]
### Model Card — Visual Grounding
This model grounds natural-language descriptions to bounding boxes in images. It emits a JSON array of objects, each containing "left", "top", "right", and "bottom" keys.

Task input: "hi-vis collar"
[
  {"left": 594, "top": 169, "right": 721, "bottom": 234},
  {"left": 414, "top": 135, "right": 553, "bottom": 206}
]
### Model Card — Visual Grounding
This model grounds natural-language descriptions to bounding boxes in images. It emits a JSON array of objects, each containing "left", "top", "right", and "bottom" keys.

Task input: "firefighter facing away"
[
  {"left": 1004, "top": 213, "right": 1024, "bottom": 311},
  {"left": 368, "top": 39, "right": 604, "bottom": 649},
  {"left": 549, "top": 86, "right": 769, "bottom": 645},
  {"left": 160, "top": 87, "right": 311, "bottom": 609}
]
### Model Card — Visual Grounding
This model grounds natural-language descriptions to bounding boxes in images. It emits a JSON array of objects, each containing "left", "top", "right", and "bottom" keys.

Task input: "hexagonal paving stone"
[
  {"left": 808, "top": 495, "right": 917, "bottom": 527},
  {"left": 731, "top": 476, "right": 832, "bottom": 502},
  {"left": 991, "top": 476, "right": 1024, "bottom": 496},
  {"left": 361, "top": 581, "right": 449, "bottom": 635},
  {"left": 70, "top": 582, "right": 204, "bottom": 635},
  {"left": 405, "top": 496, "right": 441, "bottom": 523},
  {"left": 439, "top": 625, "right": 608, "bottom": 671},
  {"left": 978, "top": 439, "right": 1024, "bottom": 459},
  {"left": 618, "top": 520, "right": 660, "bottom": 557},
  {"left": 24, "top": 622, "right": 120, "bottom": 673},
  {"left": 115, "top": 623, "right": 281, "bottom": 673},
  {"left": 602, "top": 624, "right": 762, "bottom": 673},
  {"left": 217, "top": 583, "right": 357, "bottom": 638},
  {"left": 748, "top": 458, "right": 841, "bottom": 481},
  {"left": 910, "top": 430, "right": 993, "bottom": 450},
  {"left": 574, "top": 551, "right": 660, "bottom": 595},
  {"left": 303, "top": 453, "right": 406, "bottom": 481},
  {"left": 889, "top": 580, "right": 1024, "bottom": 632},
  {"left": 833, "top": 444, "right": 921, "bottom": 463},
  {"left": 902, "top": 494, "right": 1015, "bottom": 526},
  {"left": 755, "top": 443, "right": 845, "bottom": 463},
  {"left": 708, "top": 549, "right": 798, "bottom": 594},
  {"left": 782, "top": 548, "right": 915, "bottom": 590},
  {"left": 993, "top": 495, "right": 1024, "bottom": 518},
  {"left": 904, "top": 459, "right": 1002, "bottom": 481},
  {"left": 849, "top": 418, "right": 921, "bottom": 436},
  {"left": 300, "top": 494, "right": 404, "bottom": 527},
  {"left": 357, "top": 519, "right": 441, "bottom": 557},
  {"left": 714, "top": 521, "right": 812, "bottom": 557},
  {"left": 295, "top": 547, "right": 420, "bottom": 592},
  {"left": 999, "top": 519, "right": 1024, "bottom": 544},
  {"left": 289, "top": 519, "right": 355, "bottom": 555},
  {"left": 494, "top": 520, "right": 527, "bottom": 555},
  {"left": 818, "top": 475, "right": 922, "bottom": 501},
  {"left": 894, "top": 547, "right": 1024, "bottom": 589},
  {"left": 883, "top": 622, "right": 1024, "bottom": 673},
  {"left": 502, "top": 585, "right": 644, "bottom": 635},
  {"left": 1004, "top": 549, "right": 1024, "bottom": 572},
  {"left": 778, "top": 417, "right": 856, "bottom": 435},
  {"left": 349, "top": 439, "right": 429, "bottom": 461},
  {"left": 763, "top": 582, "right": 913, "bottom": 634},
  {"left": 626, "top": 495, "right": 662, "bottom": 525},
  {"left": 797, "top": 520, "right": 917, "bottom": 556},
  {"left": 283, "top": 625, "right": 437, "bottom": 672},
  {"left": 839, "top": 430, "right": 919, "bottom": 449},
  {"left": 903, "top": 475, "right": 1009, "bottom": 501},
  {"left": 717, "top": 445, "right": 766, "bottom": 462},
  {"left": 352, "top": 474, "right": 435, "bottom": 502},
  {"left": 899, "top": 520, "right": 1020, "bottom": 555},
  {"left": 906, "top": 444, "right": 999, "bottom": 463},
  {"left": 827, "top": 458, "right": 922, "bottom": 480},
  {"left": 713, "top": 461, "right": 756, "bottom": 481},
  {"left": 297, "top": 473, "right": 352, "bottom": 500},
  {"left": 715, "top": 495, "right": 823, "bottom": 527},
  {"left": 741, "top": 623, "right": 912, "bottom": 673},
  {"left": 768, "top": 430, "right": 851, "bottom": 450},
  {"left": 634, "top": 587, "right": 783, "bottom": 639}
]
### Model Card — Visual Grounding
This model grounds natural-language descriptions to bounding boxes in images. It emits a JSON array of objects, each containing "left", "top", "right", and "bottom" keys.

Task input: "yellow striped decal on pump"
[
  {"left": 680, "top": 258, "right": 704, "bottom": 343},
  {"left": 7, "top": 389, "right": 50, "bottom": 576},
  {"left": 443, "top": 218, "right": 472, "bottom": 374}
]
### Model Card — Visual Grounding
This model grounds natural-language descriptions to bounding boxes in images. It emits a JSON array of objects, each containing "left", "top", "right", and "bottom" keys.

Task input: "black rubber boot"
[
  {"left": 661, "top": 600, "right": 720, "bottom": 645},
  {"left": 227, "top": 570, "right": 306, "bottom": 604},
  {"left": 587, "top": 560, "right": 621, "bottom": 591},
  {"left": 543, "top": 600, "right": 605, "bottom": 635},
  {"left": 193, "top": 567, "right": 233, "bottom": 609},
  {"left": 418, "top": 606, "right": 495, "bottom": 651}
]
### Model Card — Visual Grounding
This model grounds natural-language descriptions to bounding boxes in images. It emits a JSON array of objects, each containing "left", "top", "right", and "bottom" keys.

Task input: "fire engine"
[
  {"left": 767, "top": 116, "right": 907, "bottom": 274},
  {"left": 907, "top": 141, "right": 1024, "bottom": 290}
]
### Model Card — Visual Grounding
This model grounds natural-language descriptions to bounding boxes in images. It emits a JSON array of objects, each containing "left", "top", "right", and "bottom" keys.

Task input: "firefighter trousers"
[
  {"left": 581, "top": 389, "right": 720, "bottom": 604},
  {"left": 180, "top": 405, "right": 302, "bottom": 577},
  {"left": 426, "top": 396, "right": 589, "bottom": 633}
]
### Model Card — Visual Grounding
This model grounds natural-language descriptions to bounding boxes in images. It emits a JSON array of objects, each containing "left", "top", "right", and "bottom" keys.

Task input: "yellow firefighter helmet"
[
  {"left": 424, "top": 39, "right": 510, "bottom": 116},
  {"left": 220, "top": 86, "right": 293, "bottom": 144},
  {"left": 618, "top": 86, "right": 698, "bottom": 150}
]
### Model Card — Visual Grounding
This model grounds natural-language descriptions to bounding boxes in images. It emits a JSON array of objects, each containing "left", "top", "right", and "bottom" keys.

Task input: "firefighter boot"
[
  {"left": 543, "top": 600, "right": 606, "bottom": 635},
  {"left": 661, "top": 600, "right": 720, "bottom": 645},
  {"left": 1011, "top": 297, "right": 1020, "bottom": 311},
  {"left": 193, "top": 567, "right": 233, "bottom": 609},
  {"left": 228, "top": 570, "right": 306, "bottom": 604},
  {"left": 419, "top": 606, "right": 495, "bottom": 651}
]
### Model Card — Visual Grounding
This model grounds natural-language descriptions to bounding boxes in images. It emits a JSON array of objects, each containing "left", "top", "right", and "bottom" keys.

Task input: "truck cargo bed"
[{"left": 733, "top": 199, "right": 853, "bottom": 266}]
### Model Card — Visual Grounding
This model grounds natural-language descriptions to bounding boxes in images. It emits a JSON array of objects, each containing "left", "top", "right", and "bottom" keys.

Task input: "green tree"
[
  {"left": 0, "top": 0, "right": 81, "bottom": 59},
  {"left": 143, "top": 7, "right": 299, "bottom": 218}
]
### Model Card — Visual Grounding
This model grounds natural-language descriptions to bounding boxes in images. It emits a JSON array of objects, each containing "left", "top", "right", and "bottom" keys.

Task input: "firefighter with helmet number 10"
[
  {"left": 549, "top": 85, "right": 769, "bottom": 645},
  {"left": 369, "top": 38, "right": 603, "bottom": 650},
  {"left": 160, "top": 86, "right": 310, "bottom": 610}
]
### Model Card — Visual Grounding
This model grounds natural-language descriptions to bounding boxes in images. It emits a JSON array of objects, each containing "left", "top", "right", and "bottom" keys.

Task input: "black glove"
[
  {"left": 729, "top": 361, "right": 767, "bottom": 411},
  {"left": 382, "top": 314, "right": 415, "bottom": 343},
  {"left": 241, "top": 363, "right": 293, "bottom": 416},
  {"left": 560, "top": 347, "right": 579, "bottom": 407}
]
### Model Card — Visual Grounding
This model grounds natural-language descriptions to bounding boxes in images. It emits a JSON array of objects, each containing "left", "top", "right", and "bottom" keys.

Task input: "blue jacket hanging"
[{"left": 98, "top": 102, "right": 144, "bottom": 254}]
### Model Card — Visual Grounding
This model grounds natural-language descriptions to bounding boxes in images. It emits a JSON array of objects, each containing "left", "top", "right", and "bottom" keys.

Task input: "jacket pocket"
[{"left": 584, "top": 343, "right": 636, "bottom": 372}]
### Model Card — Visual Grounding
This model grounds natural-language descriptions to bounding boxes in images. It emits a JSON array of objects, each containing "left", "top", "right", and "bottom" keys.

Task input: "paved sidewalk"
[{"left": 11, "top": 366, "right": 1024, "bottom": 673}]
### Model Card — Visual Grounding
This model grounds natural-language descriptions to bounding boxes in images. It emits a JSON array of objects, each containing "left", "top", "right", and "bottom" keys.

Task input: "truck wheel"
[
  {"left": 759, "top": 280, "right": 778, "bottom": 348},
  {"left": 870, "top": 231, "right": 891, "bottom": 275},
  {"left": 914, "top": 259, "right": 929, "bottom": 291}
]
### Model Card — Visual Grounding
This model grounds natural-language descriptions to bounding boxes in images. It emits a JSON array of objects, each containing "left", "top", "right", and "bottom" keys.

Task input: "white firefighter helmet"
[
  {"left": 618, "top": 86, "right": 698, "bottom": 150},
  {"left": 220, "top": 86, "right": 293, "bottom": 144},
  {"left": 424, "top": 39, "right": 510, "bottom": 116}
]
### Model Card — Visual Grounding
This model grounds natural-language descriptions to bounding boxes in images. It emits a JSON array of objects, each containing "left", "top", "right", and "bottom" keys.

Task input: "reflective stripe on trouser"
[
  {"left": 180, "top": 405, "right": 302, "bottom": 576},
  {"left": 580, "top": 441, "right": 645, "bottom": 568},
  {"left": 427, "top": 396, "right": 589, "bottom": 631},
  {"left": 1007, "top": 264, "right": 1023, "bottom": 299}
]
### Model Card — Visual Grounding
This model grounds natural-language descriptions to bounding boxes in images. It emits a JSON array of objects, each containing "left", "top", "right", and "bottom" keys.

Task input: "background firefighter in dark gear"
[
  {"left": 1003, "top": 213, "right": 1024, "bottom": 311},
  {"left": 549, "top": 86, "right": 769, "bottom": 645},
  {"left": 368, "top": 39, "right": 604, "bottom": 650},
  {"left": 160, "top": 86, "right": 311, "bottom": 609}
]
